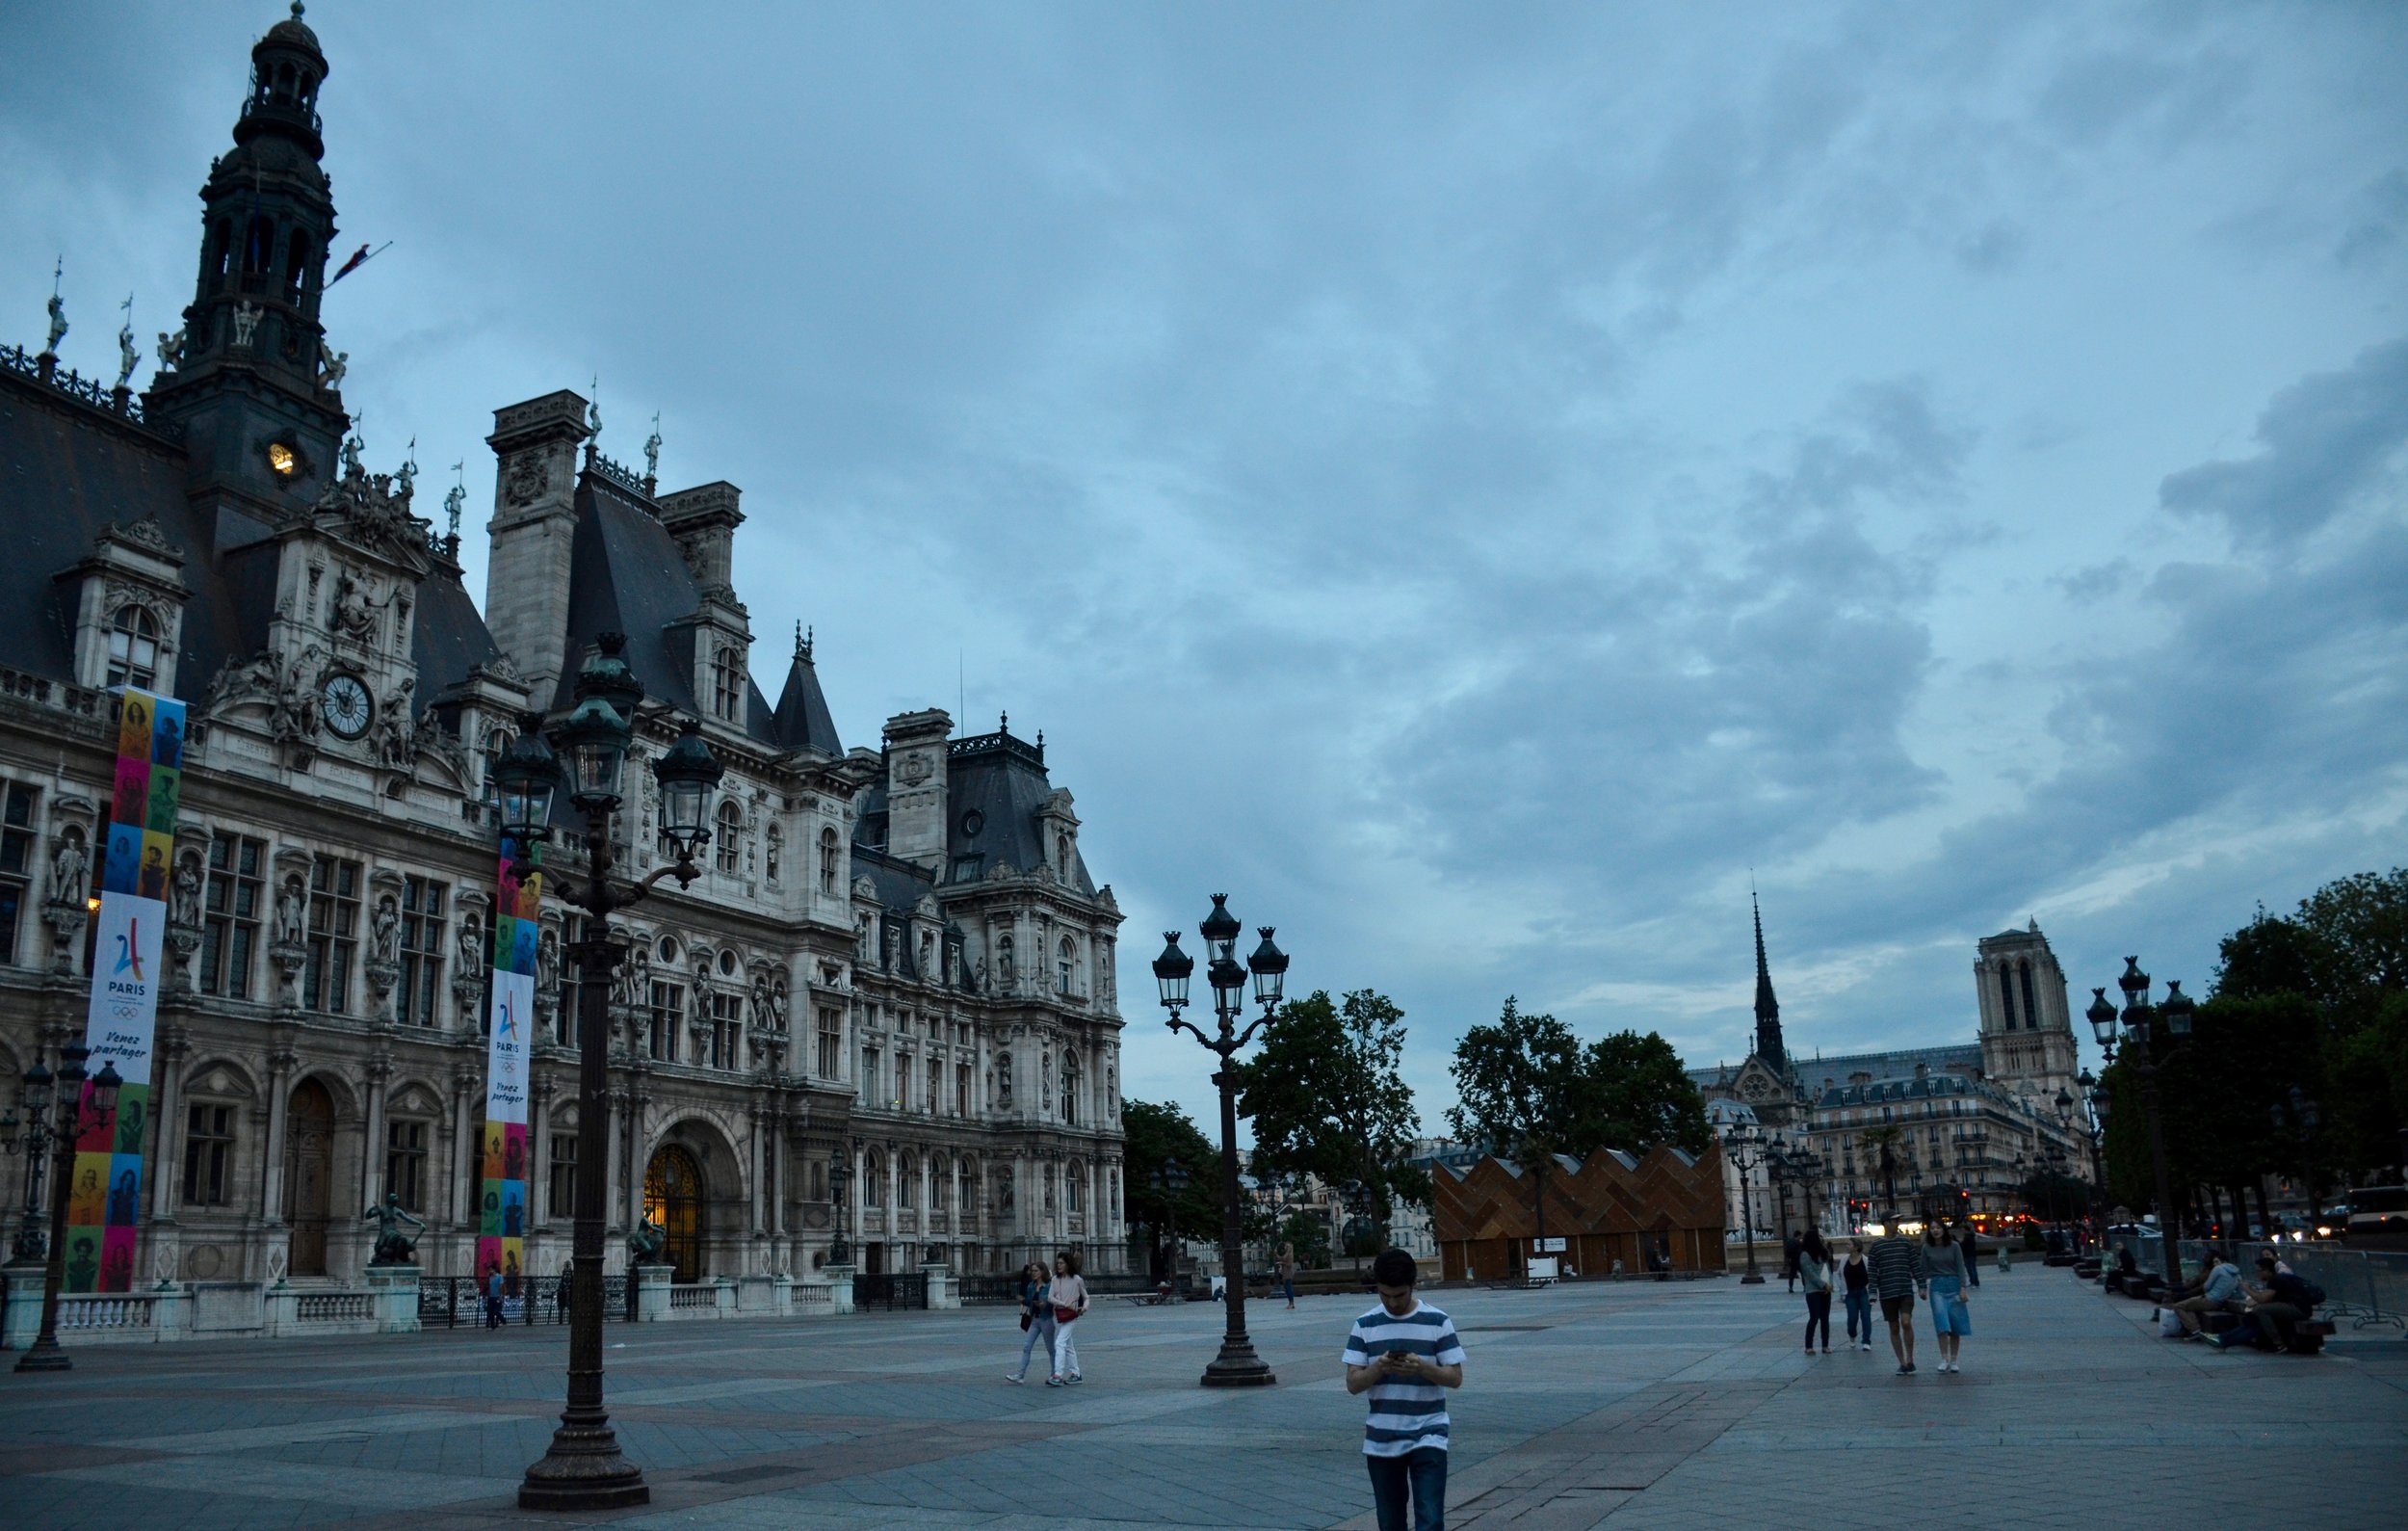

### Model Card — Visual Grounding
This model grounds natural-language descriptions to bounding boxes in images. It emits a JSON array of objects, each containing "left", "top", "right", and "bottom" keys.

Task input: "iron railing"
[{"left": 854, "top": 1273, "right": 928, "bottom": 1310}]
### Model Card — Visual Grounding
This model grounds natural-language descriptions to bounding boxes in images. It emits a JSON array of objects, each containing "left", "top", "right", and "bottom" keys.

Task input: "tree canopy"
[
  {"left": 1234, "top": 989, "right": 1430, "bottom": 1243},
  {"left": 1446, "top": 997, "right": 1711, "bottom": 1161},
  {"left": 1119, "top": 1098, "right": 1222, "bottom": 1247}
]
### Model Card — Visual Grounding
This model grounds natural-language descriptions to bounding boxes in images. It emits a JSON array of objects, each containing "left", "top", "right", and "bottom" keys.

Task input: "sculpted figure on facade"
[
  {"left": 274, "top": 876, "right": 306, "bottom": 948},
  {"left": 156, "top": 327, "right": 186, "bottom": 371},
  {"left": 370, "top": 895, "right": 402, "bottom": 966},
  {"left": 45, "top": 829, "right": 87, "bottom": 908},
  {"left": 170, "top": 852, "right": 203, "bottom": 930},
  {"left": 230, "top": 301, "right": 260, "bottom": 349}
]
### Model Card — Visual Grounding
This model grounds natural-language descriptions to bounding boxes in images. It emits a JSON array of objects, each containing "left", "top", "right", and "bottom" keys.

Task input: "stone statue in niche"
[
  {"left": 230, "top": 302, "right": 260, "bottom": 349},
  {"left": 457, "top": 914, "right": 484, "bottom": 976},
  {"left": 377, "top": 678, "right": 416, "bottom": 767},
  {"left": 45, "top": 830, "right": 88, "bottom": 908},
  {"left": 536, "top": 928, "right": 560, "bottom": 995},
  {"left": 275, "top": 876, "right": 307, "bottom": 947},
  {"left": 170, "top": 853, "right": 203, "bottom": 929},
  {"left": 370, "top": 895, "right": 402, "bottom": 965},
  {"left": 331, "top": 574, "right": 375, "bottom": 640}
]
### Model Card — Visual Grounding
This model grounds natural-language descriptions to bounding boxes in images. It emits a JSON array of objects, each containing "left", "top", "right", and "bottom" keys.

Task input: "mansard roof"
[
  {"left": 555, "top": 468, "right": 776, "bottom": 741},
  {"left": 946, "top": 728, "right": 1094, "bottom": 895},
  {"left": 0, "top": 362, "right": 496, "bottom": 703}
]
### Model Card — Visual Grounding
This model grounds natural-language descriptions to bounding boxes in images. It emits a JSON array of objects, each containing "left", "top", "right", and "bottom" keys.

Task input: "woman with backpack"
[
  {"left": 1798, "top": 1229, "right": 1835, "bottom": 1354},
  {"left": 1005, "top": 1260, "right": 1055, "bottom": 1384}
]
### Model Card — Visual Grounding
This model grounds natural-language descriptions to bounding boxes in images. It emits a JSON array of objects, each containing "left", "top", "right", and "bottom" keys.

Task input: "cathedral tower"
[
  {"left": 1752, "top": 891, "right": 1786, "bottom": 1069},
  {"left": 1976, "top": 921, "right": 2080, "bottom": 1108}
]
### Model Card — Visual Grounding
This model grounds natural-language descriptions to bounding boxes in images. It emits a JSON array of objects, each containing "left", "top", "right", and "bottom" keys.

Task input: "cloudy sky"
[{"left": 6, "top": 2, "right": 2403, "bottom": 1134}]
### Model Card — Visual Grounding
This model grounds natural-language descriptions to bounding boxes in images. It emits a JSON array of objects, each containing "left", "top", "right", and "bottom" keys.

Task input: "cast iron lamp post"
[
  {"left": 2086, "top": 959, "right": 2194, "bottom": 1292},
  {"left": 10, "top": 1044, "right": 122, "bottom": 1372},
  {"left": 1150, "top": 894, "right": 1285, "bottom": 1386},
  {"left": 1720, "top": 1122, "right": 1767, "bottom": 1283},
  {"left": 2078, "top": 1069, "right": 2110, "bottom": 1251},
  {"left": 3, "top": 1061, "right": 57, "bottom": 1266},
  {"left": 1149, "top": 1159, "right": 1190, "bottom": 1285},
  {"left": 828, "top": 1158, "right": 852, "bottom": 1265},
  {"left": 500, "top": 634, "right": 725, "bottom": 1512}
]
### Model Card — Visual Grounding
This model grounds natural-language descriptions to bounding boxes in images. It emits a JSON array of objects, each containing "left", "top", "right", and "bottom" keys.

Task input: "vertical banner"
[
  {"left": 68, "top": 687, "right": 183, "bottom": 1292},
  {"left": 479, "top": 834, "right": 539, "bottom": 1298}
]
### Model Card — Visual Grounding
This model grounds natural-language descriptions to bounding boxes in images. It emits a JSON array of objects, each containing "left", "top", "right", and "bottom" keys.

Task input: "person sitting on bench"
[
  {"left": 2173, "top": 1249, "right": 2243, "bottom": 1337},
  {"left": 2212, "top": 1253, "right": 2316, "bottom": 1351}
]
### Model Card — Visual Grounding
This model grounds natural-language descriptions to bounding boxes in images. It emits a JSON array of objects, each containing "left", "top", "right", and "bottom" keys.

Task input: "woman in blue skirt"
[{"left": 1919, "top": 1223, "right": 1973, "bottom": 1372}]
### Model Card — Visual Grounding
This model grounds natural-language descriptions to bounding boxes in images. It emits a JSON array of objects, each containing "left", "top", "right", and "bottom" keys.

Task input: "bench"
[{"left": 2199, "top": 1308, "right": 2336, "bottom": 1354}]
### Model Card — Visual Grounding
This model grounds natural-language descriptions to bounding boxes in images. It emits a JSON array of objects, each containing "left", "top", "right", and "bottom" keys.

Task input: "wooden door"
[{"left": 284, "top": 1079, "right": 335, "bottom": 1276}]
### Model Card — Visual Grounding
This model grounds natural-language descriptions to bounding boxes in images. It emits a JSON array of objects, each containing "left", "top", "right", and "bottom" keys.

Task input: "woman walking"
[
  {"left": 1006, "top": 1260, "right": 1055, "bottom": 1384},
  {"left": 1278, "top": 1242, "right": 1298, "bottom": 1310},
  {"left": 1920, "top": 1222, "right": 1973, "bottom": 1373},
  {"left": 1047, "top": 1249, "right": 1089, "bottom": 1386},
  {"left": 1840, "top": 1240, "right": 1874, "bottom": 1351},
  {"left": 1798, "top": 1229, "right": 1835, "bottom": 1354}
]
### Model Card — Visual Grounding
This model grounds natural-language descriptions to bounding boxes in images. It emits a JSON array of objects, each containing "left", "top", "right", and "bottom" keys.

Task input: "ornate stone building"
[
  {"left": 0, "top": 8, "right": 1124, "bottom": 1291},
  {"left": 1695, "top": 906, "right": 2085, "bottom": 1231}
]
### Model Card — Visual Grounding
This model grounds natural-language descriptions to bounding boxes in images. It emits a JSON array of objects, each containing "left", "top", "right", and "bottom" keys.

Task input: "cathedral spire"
[{"left": 1752, "top": 889, "right": 1785, "bottom": 1068}]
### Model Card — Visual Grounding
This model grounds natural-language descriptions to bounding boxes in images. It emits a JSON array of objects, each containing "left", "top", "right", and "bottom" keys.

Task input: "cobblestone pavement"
[{"left": 3, "top": 1266, "right": 2403, "bottom": 1529}]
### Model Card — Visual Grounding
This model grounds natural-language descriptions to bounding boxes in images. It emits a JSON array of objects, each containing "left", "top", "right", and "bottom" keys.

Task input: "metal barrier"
[
  {"left": 855, "top": 1273, "right": 928, "bottom": 1310},
  {"left": 2177, "top": 1239, "right": 2407, "bottom": 1333},
  {"left": 957, "top": 1275, "right": 1023, "bottom": 1307},
  {"left": 416, "top": 1275, "right": 580, "bottom": 1329}
]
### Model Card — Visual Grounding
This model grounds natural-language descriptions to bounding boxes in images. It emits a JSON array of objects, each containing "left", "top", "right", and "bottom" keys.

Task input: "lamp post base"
[
  {"left": 1200, "top": 1338, "right": 1276, "bottom": 1388},
  {"left": 518, "top": 1425, "right": 649, "bottom": 1512},
  {"left": 13, "top": 1337, "right": 70, "bottom": 1371}
]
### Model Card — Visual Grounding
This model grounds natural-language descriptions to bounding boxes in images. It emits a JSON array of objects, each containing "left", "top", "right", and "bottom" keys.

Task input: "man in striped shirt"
[
  {"left": 1866, "top": 1224, "right": 1925, "bottom": 1375},
  {"left": 1344, "top": 1248, "right": 1466, "bottom": 1531}
]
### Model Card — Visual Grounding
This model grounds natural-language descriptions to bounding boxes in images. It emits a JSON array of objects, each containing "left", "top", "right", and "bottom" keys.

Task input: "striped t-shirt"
[{"left": 1342, "top": 1300, "right": 1466, "bottom": 1457}]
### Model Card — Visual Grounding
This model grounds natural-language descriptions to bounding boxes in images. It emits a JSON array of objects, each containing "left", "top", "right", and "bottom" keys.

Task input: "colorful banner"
[
  {"left": 478, "top": 834, "right": 539, "bottom": 1295},
  {"left": 67, "top": 688, "right": 183, "bottom": 1292}
]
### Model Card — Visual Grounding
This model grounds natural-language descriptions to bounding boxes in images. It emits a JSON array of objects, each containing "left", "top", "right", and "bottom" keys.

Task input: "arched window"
[
  {"left": 1057, "top": 937, "right": 1075, "bottom": 995},
  {"left": 715, "top": 801, "right": 743, "bottom": 875},
  {"left": 107, "top": 605, "right": 161, "bottom": 689},
  {"left": 819, "top": 828, "right": 839, "bottom": 893},
  {"left": 1057, "top": 832, "right": 1070, "bottom": 877},
  {"left": 864, "top": 1150, "right": 884, "bottom": 1208},
  {"left": 1997, "top": 966, "right": 2016, "bottom": 1030},
  {"left": 211, "top": 220, "right": 233, "bottom": 282},
  {"left": 710, "top": 645, "right": 743, "bottom": 722},
  {"left": 899, "top": 1152, "right": 918, "bottom": 1211},
  {"left": 1066, "top": 1163, "right": 1084, "bottom": 1214},
  {"left": 1061, "top": 1056, "right": 1081, "bottom": 1126},
  {"left": 481, "top": 724, "right": 513, "bottom": 805},
  {"left": 244, "top": 216, "right": 275, "bottom": 277},
  {"left": 284, "top": 230, "right": 311, "bottom": 302}
]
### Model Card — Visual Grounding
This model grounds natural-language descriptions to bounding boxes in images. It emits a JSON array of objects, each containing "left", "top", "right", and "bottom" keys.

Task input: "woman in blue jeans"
[
  {"left": 1005, "top": 1260, "right": 1055, "bottom": 1383},
  {"left": 1840, "top": 1240, "right": 1874, "bottom": 1351}
]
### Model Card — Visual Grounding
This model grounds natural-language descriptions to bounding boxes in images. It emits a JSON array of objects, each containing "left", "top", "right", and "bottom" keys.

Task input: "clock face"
[{"left": 321, "top": 673, "right": 374, "bottom": 739}]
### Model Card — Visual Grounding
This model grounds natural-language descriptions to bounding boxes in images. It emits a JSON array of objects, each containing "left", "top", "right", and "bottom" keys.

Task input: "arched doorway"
[
  {"left": 642, "top": 1144, "right": 705, "bottom": 1282},
  {"left": 284, "top": 1079, "right": 336, "bottom": 1276}
]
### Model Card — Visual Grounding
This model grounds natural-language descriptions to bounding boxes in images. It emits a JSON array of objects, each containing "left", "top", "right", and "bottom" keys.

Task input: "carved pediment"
[{"left": 312, "top": 462, "right": 439, "bottom": 569}]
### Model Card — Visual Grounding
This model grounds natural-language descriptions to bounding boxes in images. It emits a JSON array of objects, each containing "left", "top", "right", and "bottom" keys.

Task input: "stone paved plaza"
[{"left": 3, "top": 1268, "right": 2404, "bottom": 1529}]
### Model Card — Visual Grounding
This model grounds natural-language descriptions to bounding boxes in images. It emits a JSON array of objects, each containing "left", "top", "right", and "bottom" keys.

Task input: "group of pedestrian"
[
  {"left": 1816, "top": 1220, "right": 1978, "bottom": 1374},
  {"left": 1005, "top": 1249, "right": 1089, "bottom": 1386}
]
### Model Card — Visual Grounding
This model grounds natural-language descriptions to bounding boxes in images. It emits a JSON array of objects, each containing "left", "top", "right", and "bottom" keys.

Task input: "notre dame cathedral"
[{"left": 0, "top": 6, "right": 1127, "bottom": 1291}]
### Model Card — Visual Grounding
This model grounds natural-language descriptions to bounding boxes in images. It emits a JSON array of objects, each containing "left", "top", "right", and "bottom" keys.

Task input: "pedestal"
[
  {"left": 919, "top": 1261, "right": 955, "bottom": 1310},
  {"left": 2, "top": 1265, "right": 45, "bottom": 1350},
  {"left": 822, "top": 1263, "right": 854, "bottom": 1316},
  {"left": 365, "top": 1264, "right": 422, "bottom": 1333},
  {"left": 633, "top": 1264, "right": 671, "bottom": 1323},
  {"left": 151, "top": 1280, "right": 187, "bottom": 1341}
]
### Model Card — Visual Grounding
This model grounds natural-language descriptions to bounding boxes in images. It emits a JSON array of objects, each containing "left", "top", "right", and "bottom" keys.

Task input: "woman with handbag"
[
  {"left": 1047, "top": 1249, "right": 1089, "bottom": 1386},
  {"left": 1919, "top": 1222, "right": 1973, "bottom": 1373},
  {"left": 1006, "top": 1260, "right": 1055, "bottom": 1384}
]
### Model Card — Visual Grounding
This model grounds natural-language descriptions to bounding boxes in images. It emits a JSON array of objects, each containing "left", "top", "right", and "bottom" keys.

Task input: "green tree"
[
  {"left": 1276, "top": 1209, "right": 1330, "bottom": 1269},
  {"left": 1234, "top": 989, "right": 1430, "bottom": 1245},
  {"left": 1446, "top": 998, "right": 1586, "bottom": 1247},
  {"left": 1120, "top": 1099, "right": 1220, "bottom": 1272},
  {"left": 1572, "top": 1030, "right": 1714, "bottom": 1156}
]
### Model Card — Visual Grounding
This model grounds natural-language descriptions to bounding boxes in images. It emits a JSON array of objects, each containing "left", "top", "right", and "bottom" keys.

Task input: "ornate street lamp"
[
  {"left": 1720, "top": 1122, "right": 1767, "bottom": 1284},
  {"left": 828, "top": 1158, "right": 853, "bottom": 1266},
  {"left": 2087, "top": 960, "right": 2195, "bottom": 1292},
  {"left": 513, "top": 634, "right": 724, "bottom": 1513},
  {"left": 3, "top": 1061, "right": 55, "bottom": 1267},
  {"left": 13, "top": 1044, "right": 121, "bottom": 1373},
  {"left": 1152, "top": 896, "right": 1285, "bottom": 1386}
]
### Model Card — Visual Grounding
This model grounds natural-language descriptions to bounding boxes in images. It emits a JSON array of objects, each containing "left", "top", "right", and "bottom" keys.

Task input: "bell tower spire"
[
  {"left": 1752, "top": 889, "right": 1785, "bottom": 1068},
  {"left": 147, "top": 4, "right": 348, "bottom": 515}
]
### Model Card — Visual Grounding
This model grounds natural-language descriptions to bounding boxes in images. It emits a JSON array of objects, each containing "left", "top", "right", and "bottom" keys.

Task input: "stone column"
[
  {"left": 360, "top": 1057, "right": 390, "bottom": 1208},
  {"left": 528, "top": 1077, "right": 553, "bottom": 1227},
  {"left": 449, "top": 1071, "right": 479, "bottom": 1229},
  {"left": 148, "top": 1031, "right": 189, "bottom": 1224},
  {"left": 851, "top": 1141, "right": 866, "bottom": 1251},
  {"left": 747, "top": 1103, "right": 766, "bottom": 1237},
  {"left": 259, "top": 1047, "right": 296, "bottom": 1228},
  {"left": 623, "top": 1088, "right": 648, "bottom": 1234}
]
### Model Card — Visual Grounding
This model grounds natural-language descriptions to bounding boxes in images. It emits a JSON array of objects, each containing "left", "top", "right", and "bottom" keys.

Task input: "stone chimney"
[
  {"left": 881, "top": 709, "right": 953, "bottom": 870},
  {"left": 484, "top": 390, "right": 589, "bottom": 700}
]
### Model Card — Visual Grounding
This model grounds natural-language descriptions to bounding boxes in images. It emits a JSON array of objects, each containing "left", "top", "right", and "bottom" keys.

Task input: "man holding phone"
[{"left": 1344, "top": 1248, "right": 1466, "bottom": 1531}]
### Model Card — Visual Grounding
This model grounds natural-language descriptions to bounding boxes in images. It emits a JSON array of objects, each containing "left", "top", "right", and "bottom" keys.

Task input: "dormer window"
[
  {"left": 710, "top": 644, "right": 743, "bottom": 723},
  {"left": 107, "top": 605, "right": 162, "bottom": 689}
]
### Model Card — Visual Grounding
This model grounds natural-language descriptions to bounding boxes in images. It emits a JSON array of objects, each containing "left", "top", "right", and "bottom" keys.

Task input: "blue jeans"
[
  {"left": 1844, "top": 1288, "right": 1872, "bottom": 1344},
  {"left": 1014, "top": 1315, "right": 1055, "bottom": 1377},
  {"left": 1367, "top": 1447, "right": 1447, "bottom": 1531}
]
